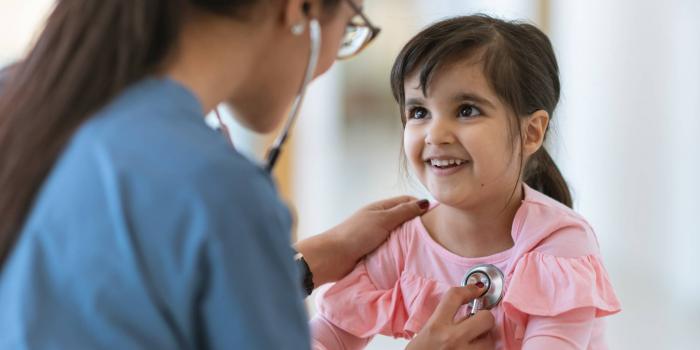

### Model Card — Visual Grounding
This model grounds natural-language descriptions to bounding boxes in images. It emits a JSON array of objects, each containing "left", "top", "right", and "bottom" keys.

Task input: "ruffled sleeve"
[
  {"left": 314, "top": 217, "right": 460, "bottom": 340},
  {"left": 315, "top": 260, "right": 412, "bottom": 339},
  {"left": 502, "top": 252, "right": 622, "bottom": 330}
]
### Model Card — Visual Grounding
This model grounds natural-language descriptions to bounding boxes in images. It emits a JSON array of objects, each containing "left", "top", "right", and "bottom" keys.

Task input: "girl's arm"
[
  {"left": 310, "top": 315, "right": 372, "bottom": 350},
  {"left": 312, "top": 285, "right": 497, "bottom": 350},
  {"left": 522, "top": 307, "right": 596, "bottom": 349}
]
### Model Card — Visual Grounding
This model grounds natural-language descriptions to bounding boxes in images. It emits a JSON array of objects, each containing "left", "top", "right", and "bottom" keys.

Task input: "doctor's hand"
[
  {"left": 294, "top": 196, "right": 429, "bottom": 287},
  {"left": 407, "top": 285, "right": 496, "bottom": 350}
]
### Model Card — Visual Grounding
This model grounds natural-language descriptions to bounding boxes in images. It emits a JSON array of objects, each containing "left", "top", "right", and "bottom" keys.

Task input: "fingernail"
[
  {"left": 418, "top": 199, "right": 430, "bottom": 210},
  {"left": 476, "top": 282, "right": 485, "bottom": 288}
]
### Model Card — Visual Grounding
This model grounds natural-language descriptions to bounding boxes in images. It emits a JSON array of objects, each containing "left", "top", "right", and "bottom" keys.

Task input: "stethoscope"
[
  {"left": 264, "top": 18, "right": 321, "bottom": 173},
  {"left": 213, "top": 18, "right": 322, "bottom": 173},
  {"left": 462, "top": 264, "right": 505, "bottom": 317}
]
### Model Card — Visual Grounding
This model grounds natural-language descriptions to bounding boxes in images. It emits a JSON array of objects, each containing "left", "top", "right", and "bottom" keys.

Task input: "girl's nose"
[{"left": 425, "top": 117, "right": 456, "bottom": 145}]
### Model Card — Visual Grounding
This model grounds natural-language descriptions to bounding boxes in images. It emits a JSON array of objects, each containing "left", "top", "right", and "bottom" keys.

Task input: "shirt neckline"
[
  {"left": 412, "top": 186, "right": 533, "bottom": 265},
  {"left": 414, "top": 216, "right": 516, "bottom": 266}
]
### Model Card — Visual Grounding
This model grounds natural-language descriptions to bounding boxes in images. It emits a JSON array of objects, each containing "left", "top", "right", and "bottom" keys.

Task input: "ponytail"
[{"left": 524, "top": 147, "right": 572, "bottom": 208}]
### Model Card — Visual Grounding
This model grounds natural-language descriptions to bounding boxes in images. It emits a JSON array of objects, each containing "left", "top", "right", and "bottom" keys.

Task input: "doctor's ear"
[
  {"left": 283, "top": 0, "right": 322, "bottom": 34},
  {"left": 521, "top": 110, "right": 550, "bottom": 158}
]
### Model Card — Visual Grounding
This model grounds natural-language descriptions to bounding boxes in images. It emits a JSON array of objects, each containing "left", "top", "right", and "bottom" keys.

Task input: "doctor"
[{"left": 0, "top": 0, "right": 494, "bottom": 349}]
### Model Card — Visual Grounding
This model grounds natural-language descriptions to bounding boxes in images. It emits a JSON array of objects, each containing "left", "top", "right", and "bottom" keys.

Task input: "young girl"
[{"left": 310, "top": 15, "right": 621, "bottom": 349}]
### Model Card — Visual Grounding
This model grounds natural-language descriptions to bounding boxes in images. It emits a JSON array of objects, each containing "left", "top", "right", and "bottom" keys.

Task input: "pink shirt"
[{"left": 311, "top": 185, "right": 621, "bottom": 349}]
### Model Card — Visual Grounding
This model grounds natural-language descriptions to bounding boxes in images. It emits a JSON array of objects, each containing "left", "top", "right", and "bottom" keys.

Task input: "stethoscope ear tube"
[{"left": 265, "top": 19, "right": 322, "bottom": 173}]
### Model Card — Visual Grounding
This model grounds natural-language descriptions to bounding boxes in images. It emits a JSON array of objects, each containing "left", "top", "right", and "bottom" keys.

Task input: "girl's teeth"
[{"left": 430, "top": 159, "right": 467, "bottom": 167}]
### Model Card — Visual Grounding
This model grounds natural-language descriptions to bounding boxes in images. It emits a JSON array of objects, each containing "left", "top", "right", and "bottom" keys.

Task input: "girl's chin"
[{"left": 428, "top": 188, "right": 479, "bottom": 207}]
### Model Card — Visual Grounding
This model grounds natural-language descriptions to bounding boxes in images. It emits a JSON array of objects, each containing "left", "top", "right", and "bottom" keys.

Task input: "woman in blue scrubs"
[{"left": 0, "top": 1, "right": 494, "bottom": 349}]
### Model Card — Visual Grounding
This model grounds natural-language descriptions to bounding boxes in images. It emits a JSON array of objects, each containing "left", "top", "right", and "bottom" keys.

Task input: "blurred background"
[{"left": 2, "top": 0, "right": 699, "bottom": 349}]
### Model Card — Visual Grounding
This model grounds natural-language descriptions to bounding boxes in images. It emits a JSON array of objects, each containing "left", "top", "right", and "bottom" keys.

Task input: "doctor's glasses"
[{"left": 337, "top": 0, "right": 381, "bottom": 59}]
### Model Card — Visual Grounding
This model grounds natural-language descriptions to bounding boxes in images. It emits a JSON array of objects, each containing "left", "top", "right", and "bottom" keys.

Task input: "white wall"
[
  {"left": 0, "top": 0, "right": 52, "bottom": 65},
  {"left": 551, "top": 0, "right": 700, "bottom": 348}
]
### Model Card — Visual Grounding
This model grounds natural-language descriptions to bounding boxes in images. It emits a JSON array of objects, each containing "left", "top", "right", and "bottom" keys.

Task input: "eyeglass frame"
[{"left": 338, "top": 0, "right": 381, "bottom": 59}]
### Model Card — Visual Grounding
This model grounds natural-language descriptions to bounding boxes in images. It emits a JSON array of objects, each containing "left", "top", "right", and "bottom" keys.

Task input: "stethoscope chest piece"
[{"left": 462, "top": 263, "right": 505, "bottom": 316}]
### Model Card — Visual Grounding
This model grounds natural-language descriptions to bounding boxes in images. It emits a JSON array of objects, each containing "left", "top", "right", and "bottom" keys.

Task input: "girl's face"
[{"left": 403, "top": 60, "right": 523, "bottom": 209}]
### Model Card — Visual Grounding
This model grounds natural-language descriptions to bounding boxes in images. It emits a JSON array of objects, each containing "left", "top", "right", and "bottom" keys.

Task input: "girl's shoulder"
[
  {"left": 501, "top": 185, "right": 622, "bottom": 326},
  {"left": 514, "top": 185, "right": 600, "bottom": 258},
  {"left": 389, "top": 213, "right": 429, "bottom": 247},
  {"left": 359, "top": 215, "right": 426, "bottom": 288}
]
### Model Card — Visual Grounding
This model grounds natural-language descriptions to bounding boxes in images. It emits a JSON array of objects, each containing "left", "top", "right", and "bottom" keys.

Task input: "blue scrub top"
[{"left": 0, "top": 78, "right": 310, "bottom": 349}]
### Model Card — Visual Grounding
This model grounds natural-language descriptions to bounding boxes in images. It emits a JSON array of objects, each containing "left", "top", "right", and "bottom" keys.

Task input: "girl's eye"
[
  {"left": 408, "top": 107, "right": 428, "bottom": 120},
  {"left": 459, "top": 104, "right": 481, "bottom": 118}
]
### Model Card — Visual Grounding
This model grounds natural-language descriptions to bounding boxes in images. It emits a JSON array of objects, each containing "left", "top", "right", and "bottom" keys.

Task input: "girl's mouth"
[
  {"left": 428, "top": 158, "right": 467, "bottom": 167},
  {"left": 426, "top": 158, "right": 470, "bottom": 175}
]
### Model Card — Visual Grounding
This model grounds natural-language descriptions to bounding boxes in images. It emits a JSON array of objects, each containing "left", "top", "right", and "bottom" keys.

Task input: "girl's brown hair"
[{"left": 390, "top": 14, "right": 572, "bottom": 208}]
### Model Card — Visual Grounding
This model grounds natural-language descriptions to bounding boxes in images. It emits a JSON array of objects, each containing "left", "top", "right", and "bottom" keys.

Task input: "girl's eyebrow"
[
  {"left": 405, "top": 97, "right": 424, "bottom": 106},
  {"left": 453, "top": 92, "right": 496, "bottom": 109},
  {"left": 405, "top": 93, "right": 496, "bottom": 109}
]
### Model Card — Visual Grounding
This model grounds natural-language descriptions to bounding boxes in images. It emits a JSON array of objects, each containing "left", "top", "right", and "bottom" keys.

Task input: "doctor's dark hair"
[
  {"left": 390, "top": 14, "right": 572, "bottom": 208},
  {"left": 0, "top": 0, "right": 339, "bottom": 267}
]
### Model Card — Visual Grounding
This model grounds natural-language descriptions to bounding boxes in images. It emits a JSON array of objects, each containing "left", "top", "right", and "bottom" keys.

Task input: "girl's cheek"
[{"left": 403, "top": 131, "right": 421, "bottom": 157}]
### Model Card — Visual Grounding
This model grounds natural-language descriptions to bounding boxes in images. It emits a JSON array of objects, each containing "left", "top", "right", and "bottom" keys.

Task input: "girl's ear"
[{"left": 522, "top": 110, "right": 550, "bottom": 158}]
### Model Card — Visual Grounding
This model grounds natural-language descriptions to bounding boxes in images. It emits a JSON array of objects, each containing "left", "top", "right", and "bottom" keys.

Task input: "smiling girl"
[{"left": 309, "top": 15, "right": 621, "bottom": 349}]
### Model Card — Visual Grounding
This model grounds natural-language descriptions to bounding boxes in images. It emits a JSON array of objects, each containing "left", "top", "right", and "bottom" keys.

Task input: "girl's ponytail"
[{"left": 524, "top": 148, "right": 572, "bottom": 208}]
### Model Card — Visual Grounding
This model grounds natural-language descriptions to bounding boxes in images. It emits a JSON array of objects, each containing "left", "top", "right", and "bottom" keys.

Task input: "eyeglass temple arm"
[{"left": 343, "top": 0, "right": 380, "bottom": 32}]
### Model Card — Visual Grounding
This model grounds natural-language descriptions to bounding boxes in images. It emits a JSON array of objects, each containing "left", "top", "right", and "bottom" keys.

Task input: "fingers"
[
  {"left": 380, "top": 199, "right": 430, "bottom": 230},
  {"left": 371, "top": 195, "right": 417, "bottom": 210},
  {"left": 407, "top": 285, "right": 495, "bottom": 350},
  {"left": 458, "top": 310, "right": 496, "bottom": 342},
  {"left": 468, "top": 331, "right": 495, "bottom": 350},
  {"left": 430, "top": 285, "right": 486, "bottom": 325}
]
